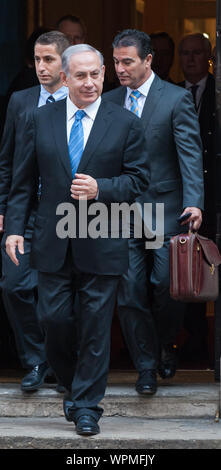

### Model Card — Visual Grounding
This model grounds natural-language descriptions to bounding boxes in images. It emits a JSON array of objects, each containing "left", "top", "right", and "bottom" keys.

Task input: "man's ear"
[
  {"left": 101, "top": 65, "right": 105, "bottom": 80},
  {"left": 60, "top": 70, "right": 68, "bottom": 86},
  {"left": 146, "top": 54, "right": 153, "bottom": 68}
]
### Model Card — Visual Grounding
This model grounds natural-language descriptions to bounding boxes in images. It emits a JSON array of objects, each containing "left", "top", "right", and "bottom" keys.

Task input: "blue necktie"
[
  {"left": 129, "top": 90, "right": 141, "bottom": 116},
  {"left": 68, "top": 110, "right": 86, "bottom": 178}
]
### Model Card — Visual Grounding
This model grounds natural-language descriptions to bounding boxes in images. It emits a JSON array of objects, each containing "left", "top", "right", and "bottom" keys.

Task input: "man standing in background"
[
  {"left": 0, "top": 31, "right": 70, "bottom": 392},
  {"left": 150, "top": 31, "right": 175, "bottom": 82},
  {"left": 178, "top": 33, "right": 216, "bottom": 363},
  {"left": 56, "top": 13, "right": 115, "bottom": 92},
  {"left": 178, "top": 33, "right": 215, "bottom": 240},
  {"left": 56, "top": 14, "right": 87, "bottom": 45}
]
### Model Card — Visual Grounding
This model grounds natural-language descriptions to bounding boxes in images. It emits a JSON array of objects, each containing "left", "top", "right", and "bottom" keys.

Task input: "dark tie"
[
  {"left": 68, "top": 110, "right": 86, "bottom": 178},
  {"left": 190, "top": 85, "right": 198, "bottom": 110},
  {"left": 129, "top": 90, "right": 141, "bottom": 116},
  {"left": 46, "top": 95, "right": 55, "bottom": 104}
]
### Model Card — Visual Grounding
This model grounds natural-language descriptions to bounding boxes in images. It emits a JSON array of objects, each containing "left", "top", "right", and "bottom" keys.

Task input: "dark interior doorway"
[{"left": 0, "top": 0, "right": 220, "bottom": 377}]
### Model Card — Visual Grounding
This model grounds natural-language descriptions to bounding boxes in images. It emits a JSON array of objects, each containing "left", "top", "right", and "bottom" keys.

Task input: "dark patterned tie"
[
  {"left": 190, "top": 85, "right": 198, "bottom": 110},
  {"left": 46, "top": 95, "right": 55, "bottom": 104}
]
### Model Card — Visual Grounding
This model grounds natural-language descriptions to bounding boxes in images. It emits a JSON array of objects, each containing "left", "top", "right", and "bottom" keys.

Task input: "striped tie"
[
  {"left": 129, "top": 90, "right": 141, "bottom": 116},
  {"left": 46, "top": 95, "right": 55, "bottom": 104},
  {"left": 68, "top": 110, "right": 86, "bottom": 178}
]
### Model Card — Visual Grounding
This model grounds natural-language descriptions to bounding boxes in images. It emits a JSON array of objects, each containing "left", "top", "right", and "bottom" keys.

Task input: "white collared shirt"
[
  {"left": 66, "top": 95, "right": 101, "bottom": 146},
  {"left": 185, "top": 75, "right": 208, "bottom": 114},
  {"left": 38, "top": 85, "right": 68, "bottom": 107},
  {"left": 124, "top": 72, "right": 155, "bottom": 117}
]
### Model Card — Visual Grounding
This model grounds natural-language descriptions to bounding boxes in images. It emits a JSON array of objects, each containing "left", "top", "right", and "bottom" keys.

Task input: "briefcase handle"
[{"left": 188, "top": 220, "right": 194, "bottom": 234}]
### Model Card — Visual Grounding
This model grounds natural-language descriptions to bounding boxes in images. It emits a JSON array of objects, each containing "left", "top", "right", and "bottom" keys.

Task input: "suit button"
[
  {"left": 204, "top": 170, "right": 208, "bottom": 174},
  {"left": 204, "top": 149, "right": 208, "bottom": 154},
  {"left": 208, "top": 131, "right": 212, "bottom": 135}
]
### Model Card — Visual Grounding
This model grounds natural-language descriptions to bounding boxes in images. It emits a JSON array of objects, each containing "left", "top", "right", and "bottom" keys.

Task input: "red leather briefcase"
[{"left": 170, "top": 230, "right": 221, "bottom": 302}]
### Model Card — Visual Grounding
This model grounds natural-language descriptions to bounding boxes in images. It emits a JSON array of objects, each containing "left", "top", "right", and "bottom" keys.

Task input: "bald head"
[{"left": 179, "top": 33, "right": 211, "bottom": 83}]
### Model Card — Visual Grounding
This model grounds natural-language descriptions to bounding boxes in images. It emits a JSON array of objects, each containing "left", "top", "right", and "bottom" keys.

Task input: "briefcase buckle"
[{"left": 210, "top": 264, "right": 215, "bottom": 275}]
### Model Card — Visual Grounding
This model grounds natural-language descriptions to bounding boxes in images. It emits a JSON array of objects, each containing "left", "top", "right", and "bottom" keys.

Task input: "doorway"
[{"left": 0, "top": 0, "right": 220, "bottom": 377}]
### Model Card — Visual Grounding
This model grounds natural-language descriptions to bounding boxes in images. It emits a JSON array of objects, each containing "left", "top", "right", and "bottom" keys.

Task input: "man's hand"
[
  {"left": 70, "top": 173, "right": 98, "bottom": 200},
  {"left": 0, "top": 215, "right": 4, "bottom": 233},
  {"left": 6, "top": 235, "right": 24, "bottom": 266},
  {"left": 180, "top": 207, "right": 202, "bottom": 231}
]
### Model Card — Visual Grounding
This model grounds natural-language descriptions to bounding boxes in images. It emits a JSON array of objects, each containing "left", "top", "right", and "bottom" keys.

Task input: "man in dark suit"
[
  {"left": 150, "top": 31, "right": 175, "bottom": 83},
  {"left": 56, "top": 14, "right": 86, "bottom": 45},
  {"left": 103, "top": 29, "right": 204, "bottom": 394},
  {"left": 56, "top": 13, "right": 115, "bottom": 93},
  {"left": 178, "top": 33, "right": 216, "bottom": 362},
  {"left": 0, "top": 31, "right": 70, "bottom": 391},
  {"left": 5, "top": 44, "right": 149, "bottom": 435},
  {"left": 178, "top": 33, "right": 216, "bottom": 239}
]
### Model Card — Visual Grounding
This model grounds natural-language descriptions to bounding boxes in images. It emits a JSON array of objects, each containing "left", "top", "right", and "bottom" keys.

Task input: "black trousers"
[
  {"left": 0, "top": 234, "right": 46, "bottom": 369},
  {"left": 37, "top": 251, "right": 120, "bottom": 422},
  {"left": 117, "top": 236, "right": 185, "bottom": 371}
]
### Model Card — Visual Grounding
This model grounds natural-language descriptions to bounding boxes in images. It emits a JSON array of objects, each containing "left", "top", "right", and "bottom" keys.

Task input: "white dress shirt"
[
  {"left": 66, "top": 95, "right": 101, "bottom": 199},
  {"left": 124, "top": 72, "right": 155, "bottom": 117},
  {"left": 66, "top": 95, "right": 101, "bottom": 146},
  {"left": 38, "top": 85, "right": 68, "bottom": 107},
  {"left": 185, "top": 74, "right": 208, "bottom": 115}
]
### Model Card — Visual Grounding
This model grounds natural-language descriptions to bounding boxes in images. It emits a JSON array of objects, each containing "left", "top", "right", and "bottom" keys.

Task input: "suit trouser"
[
  {"left": 37, "top": 252, "right": 120, "bottom": 422},
  {"left": 117, "top": 235, "right": 185, "bottom": 372},
  {"left": 0, "top": 235, "right": 46, "bottom": 369}
]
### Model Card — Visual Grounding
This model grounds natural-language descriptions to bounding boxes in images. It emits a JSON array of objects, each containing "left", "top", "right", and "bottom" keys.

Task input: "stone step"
[
  {"left": 0, "top": 370, "right": 219, "bottom": 420},
  {"left": 0, "top": 415, "right": 221, "bottom": 449}
]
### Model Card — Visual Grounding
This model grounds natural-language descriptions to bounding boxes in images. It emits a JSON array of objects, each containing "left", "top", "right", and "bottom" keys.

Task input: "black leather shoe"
[
  {"left": 158, "top": 343, "right": 177, "bottom": 379},
  {"left": 21, "top": 362, "right": 50, "bottom": 391},
  {"left": 135, "top": 369, "right": 157, "bottom": 395},
  {"left": 76, "top": 415, "right": 100, "bottom": 436}
]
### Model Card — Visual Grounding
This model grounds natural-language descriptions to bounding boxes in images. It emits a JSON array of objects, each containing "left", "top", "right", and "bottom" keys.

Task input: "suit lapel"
[
  {"left": 119, "top": 88, "right": 127, "bottom": 106},
  {"left": 26, "top": 86, "right": 41, "bottom": 108},
  {"left": 140, "top": 75, "right": 164, "bottom": 130},
  {"left": 77, "top": 100, "right": 113, "bottom": 173},
  {"left": 113, "top": 86, "right": 127, "bottom": 106},
  {"left": 199, "top": 73, "right": 215, "bottom": 123},
  {"left": 52, "top": 99, "right": 72, "bottom": 180}
]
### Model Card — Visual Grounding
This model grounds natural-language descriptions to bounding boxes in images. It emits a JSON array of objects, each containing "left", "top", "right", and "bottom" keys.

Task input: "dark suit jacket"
[
  {"left": 178, "top": 73, "right": 216, "bottom": 236},
  {"left": 103, "top": 75, "right": 204, "bottom": 235},
  {"left": 0, "top": 86, "right": 40, "bottom": 238},
  {"left": 0, "top": 85, "right": 40, "bottom": 216},
  {"left": 5, "top": 98, "right": 149, "bottom": 275}
]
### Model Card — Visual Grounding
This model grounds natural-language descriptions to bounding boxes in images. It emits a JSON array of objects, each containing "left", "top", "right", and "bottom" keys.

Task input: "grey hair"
[{"left": 62, "top": 44, "right": 104, "bottom": 75}]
